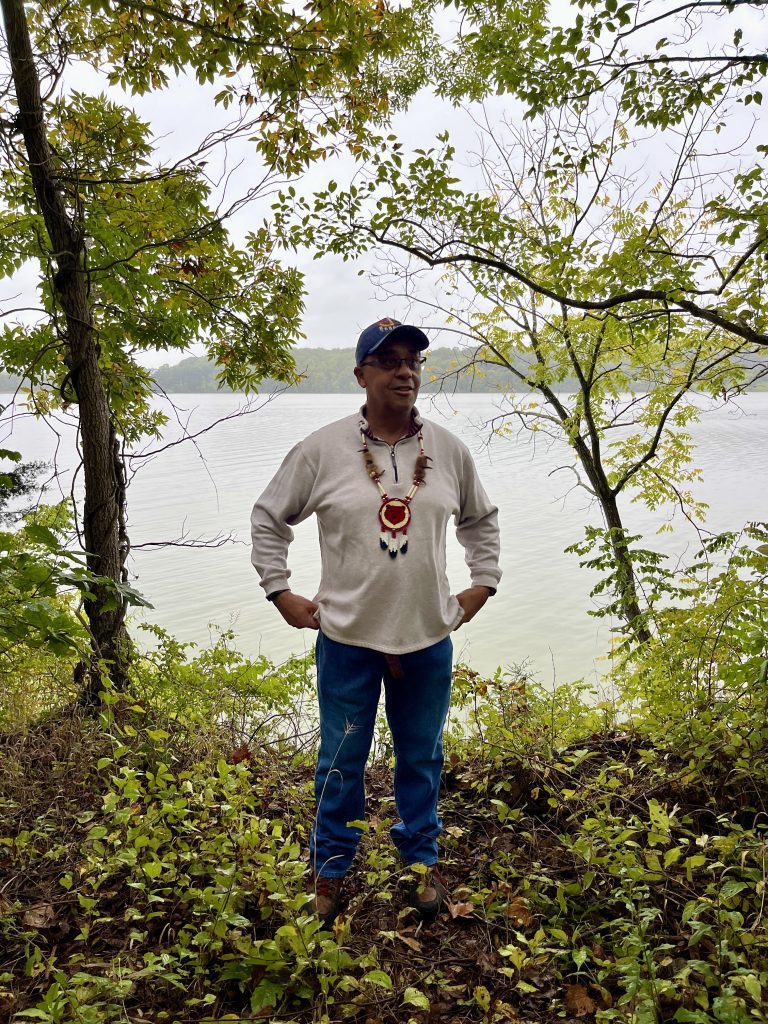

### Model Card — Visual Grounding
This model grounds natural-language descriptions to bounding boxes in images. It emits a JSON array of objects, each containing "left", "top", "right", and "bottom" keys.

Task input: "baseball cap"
[{"left": 355, "top": 318, "right": 429, "bottom": 365}]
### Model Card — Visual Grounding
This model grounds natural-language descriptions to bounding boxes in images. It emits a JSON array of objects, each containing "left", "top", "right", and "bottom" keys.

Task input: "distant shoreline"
[
  {"left": 2, "top": 347, "right": 765, "bottom": 395},
  {"left": 1, "top": 348, "right": 538, "bottom": 395}
]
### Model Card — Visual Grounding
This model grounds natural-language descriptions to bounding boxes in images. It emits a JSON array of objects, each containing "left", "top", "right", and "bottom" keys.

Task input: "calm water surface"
[{"left": 2, "top": 392, "right": 765, "bottom": 684}]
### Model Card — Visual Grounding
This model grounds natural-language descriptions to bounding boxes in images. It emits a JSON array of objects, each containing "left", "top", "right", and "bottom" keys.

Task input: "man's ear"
[{"left": 354, "top": 366, "right": 367, "bottom": 388}]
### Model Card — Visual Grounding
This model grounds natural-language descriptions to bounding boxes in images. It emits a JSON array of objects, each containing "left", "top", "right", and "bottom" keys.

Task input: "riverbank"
[{"left": 2, "top": 657, "right": 766, "bottom": 1024}]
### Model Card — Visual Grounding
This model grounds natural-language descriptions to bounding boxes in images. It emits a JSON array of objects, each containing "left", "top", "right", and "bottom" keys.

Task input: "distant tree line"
[
  {"left": 4, "top": 348, "right": 764, "bottom": 396},
  {"left": 152, "top": 347, "right": 562, "bottom": 393},
  {"left": 3, "top": 347, "right": 521, "bottom": 394}
]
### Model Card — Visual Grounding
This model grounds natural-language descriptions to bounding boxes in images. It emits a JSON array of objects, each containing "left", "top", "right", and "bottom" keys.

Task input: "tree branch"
[{"left": 364, "top": 222, "right": 768, "bottom": 347}]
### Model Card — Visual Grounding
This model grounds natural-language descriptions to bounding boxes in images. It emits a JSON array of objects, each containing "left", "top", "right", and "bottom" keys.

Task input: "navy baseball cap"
[{"left": 355, "top": 318, "right": 429, "bottom": 365}]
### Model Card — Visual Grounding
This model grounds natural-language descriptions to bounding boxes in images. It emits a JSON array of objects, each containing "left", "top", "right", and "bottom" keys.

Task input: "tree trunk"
[
  {"left": 2, "top": 0, "right": 130, "bottom": 699},
  {"left": 598, "top": 487, "right": 652, "bottom": 645},
  {"left": 566, "top": 429, "right": 652, "bottom": 645},
  {"left": 526, "top": 376, "right": 651, "bottom": 643}
]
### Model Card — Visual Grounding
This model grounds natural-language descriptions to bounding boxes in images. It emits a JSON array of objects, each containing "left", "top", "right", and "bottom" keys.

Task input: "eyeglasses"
[{"left": 362, "top": 356, "right": 427, "bottom": 372}]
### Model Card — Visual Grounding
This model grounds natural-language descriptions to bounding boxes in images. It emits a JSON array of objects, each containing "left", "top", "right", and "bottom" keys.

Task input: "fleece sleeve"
[
  {"left": 455, "top": 447, "right": 502, "bottom": 591},
  {"left": 250, "top": 443, "right": 318, "bottom": 598}
]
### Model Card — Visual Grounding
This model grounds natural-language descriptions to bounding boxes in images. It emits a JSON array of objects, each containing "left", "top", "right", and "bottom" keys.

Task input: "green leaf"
[
  {"left": 364, "top": 970, "right": 393, "bottom": 989},
  {"left": 146, "top": 729, "right": 170, "bottom": 742},
  {"left": 402, "top": 987, "right": 430, "bottom": 1009},
  {"left": 664, "top": 846, "right": 683, "bottom": 868},
  {"left": 720, "top": 880, "right": 749, "bottom": 900},
  {"left": 742, "top": 974, "right": 761, "bottom": 1002},
  {"left": 250, "top": 978, "right": 284, "bottom": 1012},
  {"left": 23, "top": 524, "right": 61, "bottom": 549},
  {"left": 685, "top": 854, "right": 707, "bottom": 881}
]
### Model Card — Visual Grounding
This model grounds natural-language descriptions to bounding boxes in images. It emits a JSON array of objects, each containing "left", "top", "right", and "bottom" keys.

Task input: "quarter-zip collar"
[
  {"left": 358, "top": 406, "right": 423, "bottom": 484},
  {"left": 358, "top": 405, "right": 423, "bottom": 441}
]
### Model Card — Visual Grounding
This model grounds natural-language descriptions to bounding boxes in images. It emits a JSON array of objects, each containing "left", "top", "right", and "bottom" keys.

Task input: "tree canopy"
[
  {"left": 2, "top": 0, "right": 766, "bottom": 672},
  {"left": 0, "top": 0, "right": 436, "bottom": 696},
  {"left": 273, "top": 0, "right": 767, "bottom": 635}
]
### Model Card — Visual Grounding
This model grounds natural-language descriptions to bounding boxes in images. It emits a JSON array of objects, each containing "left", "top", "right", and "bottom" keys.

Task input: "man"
[{"left": 251, "top": 318, "right": 501, "bottom": 926}]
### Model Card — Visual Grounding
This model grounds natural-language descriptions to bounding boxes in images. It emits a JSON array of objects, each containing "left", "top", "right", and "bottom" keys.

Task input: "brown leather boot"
[
  {"left": 306, "top": 873, "right": 344, "bottom": 927},
  {"left": 409, "top": 866, "right": 448, "bottom": 919}
]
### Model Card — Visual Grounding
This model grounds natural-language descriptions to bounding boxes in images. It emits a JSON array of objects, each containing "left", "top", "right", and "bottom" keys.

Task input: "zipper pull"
[{"left": 390, "top": 446, "right": 398, "bottom": 483}]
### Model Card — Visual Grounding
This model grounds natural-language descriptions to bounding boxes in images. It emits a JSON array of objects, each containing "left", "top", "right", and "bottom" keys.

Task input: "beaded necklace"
[{"left": 360, "top": 429, "right": 431, "bottom": 557}]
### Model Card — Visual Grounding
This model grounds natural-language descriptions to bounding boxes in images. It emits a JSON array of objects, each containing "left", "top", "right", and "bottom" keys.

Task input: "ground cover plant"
[{"left": 1, "top": 529, "right": 766, "bottom": 1024}]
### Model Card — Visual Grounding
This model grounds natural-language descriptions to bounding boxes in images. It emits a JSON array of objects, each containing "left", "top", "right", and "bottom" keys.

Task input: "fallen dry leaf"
[
  {"left": 22, "top": 903, "right": 57, "bottom": 930},
  {"left": 492, "top": 1002, "right": 518, "bottom": 1021},
  {"left": 478, "top": 951, "right": 497, "bottom": 975},
  {"left": 427, "top": 1002, "right": 454, "bottom": 1021},
  {"left": 564, "top": 983, "right": 597, "bottom": 1017},
  {"left": 439, "top": 983, "right": 467, "bottom": 997},
  {"left": 447, "top": 900, "right": 475, "bottom": 919},
  {"left": 505, "top": 896, "right": 533, "bottom": 926},
  {"left": 396, "top": 931, "right": 423, "bottom": 951}
]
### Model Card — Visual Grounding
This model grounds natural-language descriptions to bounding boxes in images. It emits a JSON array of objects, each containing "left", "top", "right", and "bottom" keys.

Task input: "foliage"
[
  {"left": 0, "top": 499, "right": 87, "bottom": 656},
  {"left": 30, "top": 0, "right": 434, "bottom": 173},
  {"left": 131, "top": 625, "right": 318, "bottom": 746},
  {"left": 0, "top": 90, "right": 303, "bottom": 438},
  {"left": 439, "top": 0, "right": 768, "bottom": 331},
  {"left": 0, "top": 0, "right": 437, "bottom": 698},
  {"left": 282, "top": 118, "right": 760, "bottom": 488},
  {"left": 1, "top": 0, "right": 437, "bottom": 423},
  {"left": 0, "top": 449, "right": 163, "bottom": 728},
  {"left": 2, "top": 558, "right": 767, "bottom": 1022},
  {"left": 0, "top": 453, "right": 79, "bottom": 726},
  {"left": 614, "top": 522, "right": 768, "bottom": 734},
  {"left": 442, "top": 0, "right": 768, "bottom": 133},
  {"left": 0, "top": 448, "right": 46, "bottom": 524}
]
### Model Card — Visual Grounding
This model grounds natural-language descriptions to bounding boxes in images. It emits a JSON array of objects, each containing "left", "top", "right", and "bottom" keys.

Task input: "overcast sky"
[{"left": 120, "top": 74, "right": 501, "bottom": 364}]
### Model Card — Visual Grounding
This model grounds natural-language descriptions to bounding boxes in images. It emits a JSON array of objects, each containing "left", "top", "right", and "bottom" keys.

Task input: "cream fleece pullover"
[{"left": 250, "top": 408, "right": 501, "bottom": 654}]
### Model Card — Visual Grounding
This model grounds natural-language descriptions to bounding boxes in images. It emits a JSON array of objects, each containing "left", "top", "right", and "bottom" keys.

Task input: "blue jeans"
[{"left": 310, "top": 631, "right": 453, "bottom": 878}]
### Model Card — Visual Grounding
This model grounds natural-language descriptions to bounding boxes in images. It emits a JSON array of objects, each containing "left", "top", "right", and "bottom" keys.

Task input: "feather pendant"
[{"left": 414, "top": 452, "right": 432, "bottom": 484}]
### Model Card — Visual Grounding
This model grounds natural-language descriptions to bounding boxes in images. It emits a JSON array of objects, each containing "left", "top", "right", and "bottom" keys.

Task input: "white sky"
[{"left": 121, "top": 77, "right": 504, "bottom": 363}]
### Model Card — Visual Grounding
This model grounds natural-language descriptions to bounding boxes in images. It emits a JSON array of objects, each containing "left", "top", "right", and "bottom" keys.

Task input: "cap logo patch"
[{"left": 377, "top": 318, "right": 398, "bottom": 330}]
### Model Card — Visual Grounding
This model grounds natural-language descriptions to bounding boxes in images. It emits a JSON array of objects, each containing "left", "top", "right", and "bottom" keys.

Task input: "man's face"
[{"left": 354, "top": 339, "right": 424, "bottom": 416}]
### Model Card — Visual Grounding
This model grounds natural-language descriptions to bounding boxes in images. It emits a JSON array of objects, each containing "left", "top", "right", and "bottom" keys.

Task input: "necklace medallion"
[{"left": 360, "top": 426, "right": 430, "bottom": 558}]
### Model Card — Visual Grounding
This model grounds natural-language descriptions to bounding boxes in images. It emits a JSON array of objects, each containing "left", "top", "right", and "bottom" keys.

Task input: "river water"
[{"left": 2, "top": 391, "right": 765, "bottom": 684}]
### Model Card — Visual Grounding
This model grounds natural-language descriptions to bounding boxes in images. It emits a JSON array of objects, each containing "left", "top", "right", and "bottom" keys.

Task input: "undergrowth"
[
  {"left": 1, "top": 526, "right": 766, "bottom": 1023},
  {"left": 1, "top": 648, "right": 766, "bottom": 1024}
]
